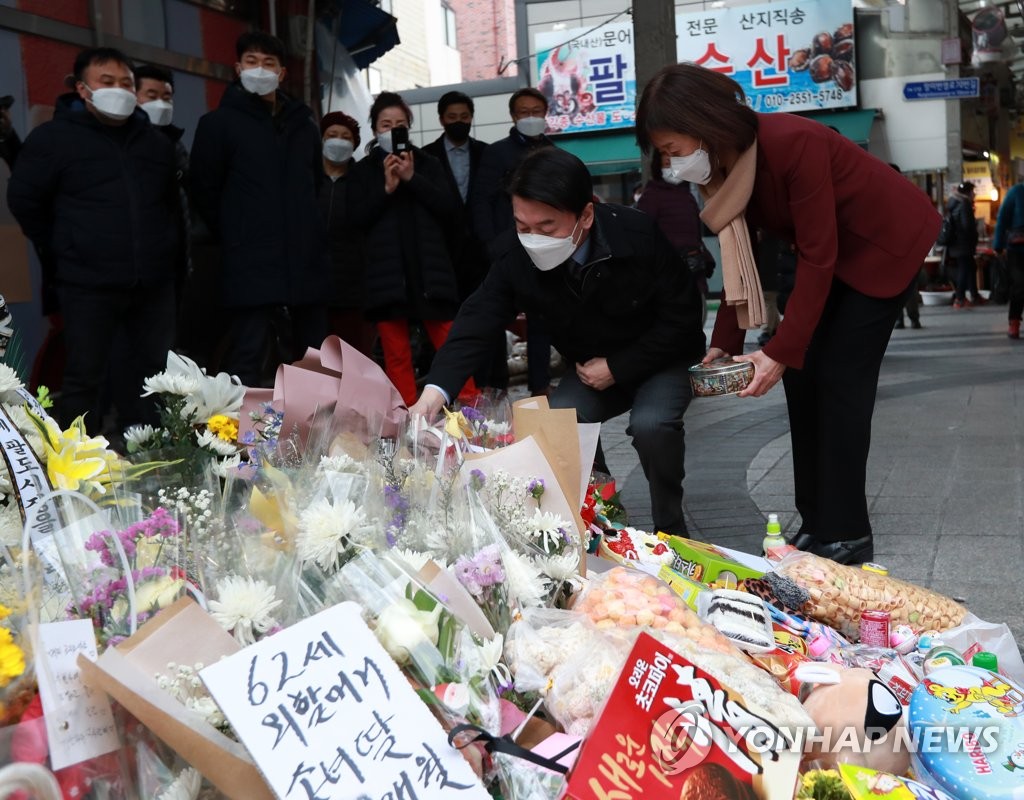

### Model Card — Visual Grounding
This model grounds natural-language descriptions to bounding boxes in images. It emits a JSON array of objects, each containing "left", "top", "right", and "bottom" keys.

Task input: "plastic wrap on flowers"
[{"left": 773, "top": 551, "right": 967, "bottom": 639}]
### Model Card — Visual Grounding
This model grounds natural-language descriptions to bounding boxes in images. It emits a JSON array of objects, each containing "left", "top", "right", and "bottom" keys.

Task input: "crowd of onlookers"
[{"left": 2, "top": 31, "right": 579, "bottom": 434}]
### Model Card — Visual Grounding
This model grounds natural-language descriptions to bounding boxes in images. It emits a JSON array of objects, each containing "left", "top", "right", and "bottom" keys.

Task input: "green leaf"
[{"left": 411, "top": 589, "right": 437, "bottom": 613}]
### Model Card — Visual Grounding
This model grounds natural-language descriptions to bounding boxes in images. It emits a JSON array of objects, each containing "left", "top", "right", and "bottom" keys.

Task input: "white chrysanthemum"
[
  {"left": 124, "top": 424, "right": 159, "bottom": 451},
  {"left": 318, "top": 453, "right": 359, "bottom": 473},
  {"left": 502, "top": 549, "right": 546, "bottom": 608},
  {"left": 196, "top": 429, "right": 238, "bottom": 456},
  {"left": 0, "top": 500, "right": 21, "bottom": 547},
  {"left": 0, "top": 363, "right": 24, "bottom": 397},
  {"left": 211, "top": 453, "right": 243, "bottom": 479},
  {"left": 157, "top": 767, "right": 202, "bottom": 800},
  {"left": 524, "top": 509, "right": 573, "bottom": 554},
  {"left": 296, "top": 498, "right": 367, "bottom": 570},
  {"left": 208, "top": 575, "right": 282, "bottom": 646},
  {"left": 486, "top": 420, "right": 511, "bottom": 435},
  {"left": 0, "top": 465, "right": 10, "bottom": 496},
  {"left": 391, "top": 548, "right": 434, "bottom": 574},
  {"left": 142, "top": 370, "right": 201, "bottom": 398},
  {"left": 539, "top": 551, "right": 580, "bottom": 582}
]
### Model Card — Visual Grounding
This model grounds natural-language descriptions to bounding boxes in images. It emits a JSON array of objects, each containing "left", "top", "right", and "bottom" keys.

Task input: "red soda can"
[{"left": 860, "top": 609, "right": 891, "bottom": 647}]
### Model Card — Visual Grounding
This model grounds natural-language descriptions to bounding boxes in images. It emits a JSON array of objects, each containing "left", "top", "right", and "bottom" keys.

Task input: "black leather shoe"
[
  {"left": 807, "top": 536, "right": 874, "bottom": 565},
  {"left": 788, "top": 532, "right": 816, "bottom": 550}
]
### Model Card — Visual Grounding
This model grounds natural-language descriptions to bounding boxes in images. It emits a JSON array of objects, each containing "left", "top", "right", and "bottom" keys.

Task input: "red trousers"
[{"left": 376, "top": 319, "right": 477, "bottom": 405}]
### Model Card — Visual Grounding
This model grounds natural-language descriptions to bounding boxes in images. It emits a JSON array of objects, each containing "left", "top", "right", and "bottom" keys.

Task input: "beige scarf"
[{"left": 699, "top": 141, "right": 765, "bottom": 329}]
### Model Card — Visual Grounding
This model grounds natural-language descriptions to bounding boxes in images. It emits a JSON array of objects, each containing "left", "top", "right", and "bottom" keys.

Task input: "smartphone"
[{"left": 391, "top": 126, "right": 411, "bottom": 154}]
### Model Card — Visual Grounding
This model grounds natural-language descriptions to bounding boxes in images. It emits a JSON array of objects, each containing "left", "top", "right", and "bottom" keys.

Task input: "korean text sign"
[
  {"left": 534, "top": 20, "right": 635, "bottom": 134},
  {"left": 201, "top": 602, "right": 488, "bottom": 800},
  {"left": 677, "top": 0, "right": 857, "bottom": 113}
]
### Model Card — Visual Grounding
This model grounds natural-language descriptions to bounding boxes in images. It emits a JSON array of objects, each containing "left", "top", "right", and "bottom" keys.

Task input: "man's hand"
[
  {"left": 702, "top": 347, "right": 729, "bottom": 366},
  {"left": 576, "top": 357, "right": 615, "bottom": 391},
  {"left": 394, "top": 151, "right": 415, "bottom": 182},
  {"left": 408, "top": 386, "right": 447, "bottom": 423},
  {"left": 735, "top": 350, "right": 785, "bottom": 397},
  {"left": 383, "top": 154, "right": 401, "bottom": 194}
]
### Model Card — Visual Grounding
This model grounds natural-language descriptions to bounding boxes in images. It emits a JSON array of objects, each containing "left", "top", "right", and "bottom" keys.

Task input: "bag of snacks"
[{"left": 774, "top": 552, "right": 966, "bottom": 640}]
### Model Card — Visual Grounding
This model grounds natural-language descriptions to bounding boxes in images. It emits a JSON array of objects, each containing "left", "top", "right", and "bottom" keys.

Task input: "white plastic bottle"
[{"left": 762, "top": 513, "right": 785, "bottom": 558}]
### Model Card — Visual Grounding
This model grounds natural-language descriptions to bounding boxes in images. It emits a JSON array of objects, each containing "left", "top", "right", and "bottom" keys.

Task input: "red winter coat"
[{"left": 711, "top": 112, "right": 941, "bottom": 368}]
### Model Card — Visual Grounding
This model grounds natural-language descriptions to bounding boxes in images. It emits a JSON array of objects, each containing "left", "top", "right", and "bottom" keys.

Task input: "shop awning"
[
  {"left": 799, "top": 108, "right": 877, "bottom": 145},
  {"left": 322, "top": 0, "right": 399, "bottom": 70},
  {"left": 555, "top": 131, "right": 643, "bottom": 176}
]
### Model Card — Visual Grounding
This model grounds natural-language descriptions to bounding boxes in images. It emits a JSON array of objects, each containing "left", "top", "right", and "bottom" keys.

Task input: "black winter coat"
[
  {"left": 189, "top": 83, "right": 328, "bottom": 308},
  {"left": 7, "top": 95, "right": 179, "bottom": 289},
  {"left": 426, "top": 203, "right": 707, "bottom": 399},
  {"left": 346, "top": 146, "right": 460, "bottom": 321},
  {"left": 317, "top": 164, "right": 364, "bottom": 310},
  {"left": 470, "top": 127, "right": 554, "bottom": 251},
  {"left": 945, "top": 193, "right": 979, "bottom": 258},
  {"left": 422, "top": 133, "right": 489, "bottom": 299}
]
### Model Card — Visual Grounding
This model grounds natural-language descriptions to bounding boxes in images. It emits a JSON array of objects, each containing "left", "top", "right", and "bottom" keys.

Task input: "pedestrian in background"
[
  {"left": 945, "top": 181, "right": 983, "bottom": 309},
  {"left": 7, "top": 47, "right": 179, "bottom": 431},
  {"left": 993, "top": 180, "right": 1024, "bottom": 339},
  {"left": 346, "top": 91, "right": 474, "bottom": 406},
  {"left": 190, "top": 31, "right": 328, "bottom": 387},
  {"left": 637, "top": 63, "right": 940, "bottom": 564},
  {"left": 411, "top": 148, "right": 706, "bottom": 536},
  {"left": 423, "top": 91, "right": 507, "bottom": 389},
  {"left": 472, "top": 87, "right": 556, "bottom": 396},
  {"left": 318, "top": 110, "right": 374, "bottom": 357}
]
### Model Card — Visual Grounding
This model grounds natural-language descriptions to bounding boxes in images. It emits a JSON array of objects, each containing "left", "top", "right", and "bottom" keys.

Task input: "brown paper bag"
[{"left": 78, "top": 598, "right": 274, "bottom": 800}]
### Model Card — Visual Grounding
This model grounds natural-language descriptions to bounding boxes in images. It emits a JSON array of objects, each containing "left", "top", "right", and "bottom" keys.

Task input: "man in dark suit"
[{"left": 423, "top": 91, "right": 507, "bottom": 389}]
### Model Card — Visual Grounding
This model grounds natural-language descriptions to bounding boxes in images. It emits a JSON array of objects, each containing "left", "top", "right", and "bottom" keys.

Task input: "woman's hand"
[
  {"left": 702, "top": 347, "right": 729, "bottom": 366},
  {"left": 394, "top": 151, "right": 415, "bottom": 182},
  {"left": 735, "top": 350, "right": 785, "bottom": 397},
  {"left": 383, "top": 155, "right": 401, "bottom": 194}
]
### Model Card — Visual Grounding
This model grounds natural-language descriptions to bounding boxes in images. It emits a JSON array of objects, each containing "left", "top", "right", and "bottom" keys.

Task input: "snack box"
[
  {"left": 657, "top": 564, "right": 708, "bottom": 611},
  {"left": 909, "top": 664, "right": 1024, "bottom": 799},
  {"left": 838, "top": 764, "right": 956, "bottom": 799},
  {"left": 660, "top": 536, "right": 767, "bottom": 587},
  {"left": 562, "top": 632, "right": 799, "bottom": 800}
]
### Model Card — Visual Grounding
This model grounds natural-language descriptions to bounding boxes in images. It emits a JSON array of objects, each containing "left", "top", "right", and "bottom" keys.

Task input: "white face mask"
[
  {"left": 86, "top": 87, "right": 137, "bottom": 120},
  {"left": 323, "top": 137, "right": 354, "bottom": 163},
  {"left": 667, "top": 147, "right": 712, "bottom": 185},
  {"left": 515, "top": 116, "right": 546, "bottom": 138},
  {"left": 141, "top": 99, "right": 173, "bottom": 126},
  {"left": 661, "top": 167, "right": 685, "bottom": 185},
  {"left": 377, "top": 129, "right": 394, "bottom": 154},
  {"left": 518, "top": 217, "right": 582, "bottom": 271},
  {"left": 239, "top": 67, "right": 280, "bottom": 95}
]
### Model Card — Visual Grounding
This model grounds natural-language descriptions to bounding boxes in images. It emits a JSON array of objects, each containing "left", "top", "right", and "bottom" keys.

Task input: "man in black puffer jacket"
[
  {"left": 412, "top": 149, "right": 707, "bottom": 535},
  {"left": 190, "top": 31, "right": 329, "bottom": 387},
  {"left": 7, "top": 47, "right": 179, "bottom": 431}
]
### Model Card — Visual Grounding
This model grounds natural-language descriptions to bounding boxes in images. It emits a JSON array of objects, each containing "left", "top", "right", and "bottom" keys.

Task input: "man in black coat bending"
[
  {"left": 411, "top": 148, "right": 707, "bottom": 536},
  {"left": 190, "top": 31, "right": 328, "bottom": 387},
  {"left": 7, "top": 47, "right": 179, "bottom": 431}
]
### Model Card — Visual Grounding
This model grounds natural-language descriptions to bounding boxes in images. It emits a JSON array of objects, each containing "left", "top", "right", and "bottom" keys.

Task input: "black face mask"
[{"left": 444, "top": 121, "right": 471, "bottom": 143}]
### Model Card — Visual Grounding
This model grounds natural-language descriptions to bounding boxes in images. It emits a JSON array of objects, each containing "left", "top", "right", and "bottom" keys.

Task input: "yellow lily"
[
  {"left": 249, "top": 464, "right": 298, "bottom": 547},
  {"left": 45, "top": 440, "right": 108, "bottom": 494}
]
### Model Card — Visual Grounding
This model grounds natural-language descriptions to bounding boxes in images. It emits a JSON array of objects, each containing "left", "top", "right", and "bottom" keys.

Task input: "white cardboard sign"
[
  {"left": 201, "top": 601, "right": 488, "bottom": 800},
  {"left": 36, "top": 619, "right": 120, "bottom": 769}
]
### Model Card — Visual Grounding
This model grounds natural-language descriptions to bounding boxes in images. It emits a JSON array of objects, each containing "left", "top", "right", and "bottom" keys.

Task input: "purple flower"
[
  {"left": 384, "top": 485, "right": 409, "bottom": 548},
  {"left": 460, "top": 406, "right": 485, "bottom": 423},
  {"left": 469, "top": 469, "right": 486, "bottom": 492},
  {"left": 527, "top": 479, "right": 545, "bottom": 501}
]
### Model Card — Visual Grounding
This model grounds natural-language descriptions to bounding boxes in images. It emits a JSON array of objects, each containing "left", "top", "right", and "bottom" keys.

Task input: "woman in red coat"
[{"left": 636, "top": 64, "right": 941, "bottom": 565}]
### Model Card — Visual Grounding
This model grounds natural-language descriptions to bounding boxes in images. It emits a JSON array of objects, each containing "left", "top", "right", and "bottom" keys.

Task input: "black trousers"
[
  {"left": 783, "top": 279, "right": 902, "bottom": 543},
  {"left": 1007, "top": 249, "right": 1024, "bottom": 322},
  {"left": 56, "top": 282, "right": 176, "bottom": 432},
  {"left": 223, "top": 304, "right": 328, "bottom": 388},
  {"left": 550, "top": 361, "right": 692, "bottom": 535}
]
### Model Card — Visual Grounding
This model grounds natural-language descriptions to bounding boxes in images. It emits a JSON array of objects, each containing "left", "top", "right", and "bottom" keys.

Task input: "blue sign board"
[{"left": 903, "top": 78, "right": 980, "bottom": 101}]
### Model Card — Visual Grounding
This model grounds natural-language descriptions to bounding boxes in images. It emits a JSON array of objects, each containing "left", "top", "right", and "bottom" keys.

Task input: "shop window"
[{"left": 443, "top": 3, "right": 457, "bottom": 49}]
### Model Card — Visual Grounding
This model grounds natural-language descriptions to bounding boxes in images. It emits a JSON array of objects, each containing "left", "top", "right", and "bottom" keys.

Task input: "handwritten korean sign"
[
  {"left": 201, "top": 601, "right": 488, "bottom": 800},
  {"left": 677, "top": 0, "right": 857, "bottom": 113},
  {"left": 533, "top": 20, "right": 636, "bottom": 134},
  {"left": 37, "top": 619, "right": 120, "bottom": 769}
]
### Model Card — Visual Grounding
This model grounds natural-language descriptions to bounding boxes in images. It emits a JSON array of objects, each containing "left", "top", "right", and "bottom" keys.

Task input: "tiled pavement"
[{"left": 591, "top": 299, "right": 1024, "bottom": 642}]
